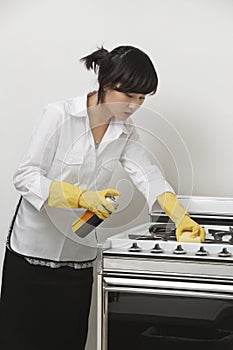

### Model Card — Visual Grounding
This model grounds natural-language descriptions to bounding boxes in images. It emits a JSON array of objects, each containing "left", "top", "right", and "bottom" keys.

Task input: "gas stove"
[
  {"left": 97, "top": 197, "right": 233, "bottom": 350},
  {"left": 101, "top": 196, "right": 233, "bottom": 269}
]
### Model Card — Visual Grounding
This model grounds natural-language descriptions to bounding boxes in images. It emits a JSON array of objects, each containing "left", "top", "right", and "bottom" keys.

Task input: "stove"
[
  {"left": 97, "top": 196, "right": 233, "bottom": 350},
  {"left": 102, "top": 196, "right": 233, "bottom": 265}
]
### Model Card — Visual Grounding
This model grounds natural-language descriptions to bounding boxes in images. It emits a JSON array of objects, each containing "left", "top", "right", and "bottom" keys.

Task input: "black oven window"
[{"left": 107, "top": 292, "right": 233, "bottom": 350}]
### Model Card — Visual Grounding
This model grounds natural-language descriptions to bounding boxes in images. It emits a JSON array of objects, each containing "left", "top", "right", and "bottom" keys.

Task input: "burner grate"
[
  {"left": 128, "top": 225, "right": 233, "bottom": 244},
  {"left": 208, "top": 227, "right": 233, "bottom": 244}
]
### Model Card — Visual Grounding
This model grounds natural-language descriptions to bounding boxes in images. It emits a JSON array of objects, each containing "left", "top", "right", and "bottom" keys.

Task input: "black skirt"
[{"left": 0, "top": 248, "right": 93, "bottom": 350}]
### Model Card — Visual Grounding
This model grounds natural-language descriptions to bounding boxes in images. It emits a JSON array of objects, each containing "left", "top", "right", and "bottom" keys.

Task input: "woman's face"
[{"left": 102, "top": 88, "right": 146, "bottom": 121}]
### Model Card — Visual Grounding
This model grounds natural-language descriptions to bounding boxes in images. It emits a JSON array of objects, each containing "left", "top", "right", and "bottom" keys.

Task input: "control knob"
[
  {"left": 173, "top": 244, "right": 186, "bottom": 254},
  {"left": 218, "top": 248, "right": 232, "bottom": 257},
  {"left": 151, "top": 243, "right": 164, "bottom": 254},
  {"left": 196, "top": 246, "right": 209, "bottom": 256},
  {"left": 128, "top": 242, "right": 142, "bottom": 252}
]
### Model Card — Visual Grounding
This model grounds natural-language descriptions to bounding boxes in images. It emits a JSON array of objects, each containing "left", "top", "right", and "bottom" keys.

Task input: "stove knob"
[
  {"left": 196, "top": 246, "right": 209, "bottom": 256},
  {"left": 173, "top": 244, "right": 186, "bottom": 254},
  {"left": 151, "top": 243, "right": 164, "bottom": 254},
  {"left": 128, "top": 242, "right": 142, "bottom": 252},
  {"left": 218, "top": 247, "right": 232, "bottom": 257}
]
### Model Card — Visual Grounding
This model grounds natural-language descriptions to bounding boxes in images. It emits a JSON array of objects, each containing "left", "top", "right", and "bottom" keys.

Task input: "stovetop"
[
  {"left": 129, "top": 223, "right": 233, "bottom": 244},
  {"left": 102, "top": 196, "right": 233, "bottom": 263},
  {"left": 103, "top": 222, "right": 233, "bottom": 262}
]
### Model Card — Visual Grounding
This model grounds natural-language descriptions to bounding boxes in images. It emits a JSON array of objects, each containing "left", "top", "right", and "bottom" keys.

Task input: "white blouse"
[{"left": 9, "top": 93, "right": 174, "bottom": 263}]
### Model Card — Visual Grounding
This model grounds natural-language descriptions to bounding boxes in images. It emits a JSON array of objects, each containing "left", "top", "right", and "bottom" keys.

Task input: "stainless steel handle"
[
  {"left": 104, "top": 285, "right": 233, "bottom": 300},
  {"left": 103, "top": 276, "right": 233, "bottom": 299},
  {"left": 103, "top": 276, "right": 233, "bottom": 293}
]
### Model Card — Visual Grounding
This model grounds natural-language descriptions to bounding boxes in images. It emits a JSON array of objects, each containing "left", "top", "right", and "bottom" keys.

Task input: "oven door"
[{"left": 102, "top": 275, "right": 233, "bottom": 350}]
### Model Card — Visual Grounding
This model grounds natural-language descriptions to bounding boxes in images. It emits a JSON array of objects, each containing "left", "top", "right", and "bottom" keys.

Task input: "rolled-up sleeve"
[
  {"left": 120, "top": 126, "right": 175, "bottom": 212},
  {"left": 13, "top": 104, "right": 63, "bottom": 211}
]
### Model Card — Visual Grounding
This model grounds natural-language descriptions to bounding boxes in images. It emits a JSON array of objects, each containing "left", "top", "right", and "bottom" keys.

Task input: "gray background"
[{"left": 1, "top": 1, "right": 233, "bottom": 348}]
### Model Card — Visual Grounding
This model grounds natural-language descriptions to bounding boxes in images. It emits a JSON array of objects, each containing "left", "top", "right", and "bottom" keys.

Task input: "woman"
[{"left": 0, "top": 45, "right": 205, "bottom": 349}]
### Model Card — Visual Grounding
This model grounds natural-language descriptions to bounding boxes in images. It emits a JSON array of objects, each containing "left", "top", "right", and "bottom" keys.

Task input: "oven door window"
[{"left": 107, "top": 292, "right": 233, "bottom": 350}]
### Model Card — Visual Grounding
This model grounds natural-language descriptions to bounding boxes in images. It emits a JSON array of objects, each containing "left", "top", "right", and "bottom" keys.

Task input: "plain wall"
[{"left": 1, "top": 1, "right": 233, "bottom": 349}]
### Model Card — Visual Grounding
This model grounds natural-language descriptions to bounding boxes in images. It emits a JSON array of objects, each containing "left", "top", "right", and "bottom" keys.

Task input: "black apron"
[{"left": 0, "top": 197, "right": 93, "bottom": 350}]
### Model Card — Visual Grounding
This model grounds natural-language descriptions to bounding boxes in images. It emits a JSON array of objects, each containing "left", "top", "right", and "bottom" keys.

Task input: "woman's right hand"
[
  {"left": 79, "top": 189, "right": 121, "bottom": 220},
  {"left": 48, "top": 181, "right": 120, "bottom": 220}
]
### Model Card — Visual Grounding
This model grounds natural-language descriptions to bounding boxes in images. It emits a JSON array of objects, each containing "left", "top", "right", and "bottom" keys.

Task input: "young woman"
[{"left": 0, "top": 45, "right": 205, "bottom": 349}]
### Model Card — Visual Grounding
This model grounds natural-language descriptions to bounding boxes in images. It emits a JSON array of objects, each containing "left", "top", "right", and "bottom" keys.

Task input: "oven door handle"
[
  {"left": 104, "top": 285, "right": 233, "bottom": 300},
  {"left": 103, "top": 276, "right": 233, "bottom": 295}
]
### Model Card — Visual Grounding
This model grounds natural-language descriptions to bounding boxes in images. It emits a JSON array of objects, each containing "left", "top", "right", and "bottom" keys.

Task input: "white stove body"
[
  {"left": 97, "top": 196, "right": 233, "bottom": 350},
  {"left": 101, "top": 224, "right": 233, "bottom": 283}
]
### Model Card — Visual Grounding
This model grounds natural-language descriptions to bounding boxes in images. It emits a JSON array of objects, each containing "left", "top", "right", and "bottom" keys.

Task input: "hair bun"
[{"left": 80, "top": 46, "right": 109, "bottom": 72}]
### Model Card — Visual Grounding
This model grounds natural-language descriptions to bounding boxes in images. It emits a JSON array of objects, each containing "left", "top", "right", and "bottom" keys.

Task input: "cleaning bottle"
[{"left": 72, "top": 196, "right": 118, "bottom": 238}]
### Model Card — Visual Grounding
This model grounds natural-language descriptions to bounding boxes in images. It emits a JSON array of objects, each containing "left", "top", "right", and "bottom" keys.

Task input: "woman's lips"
[{"left": 124, "top": 112, "right": 132, "bottom": 117}]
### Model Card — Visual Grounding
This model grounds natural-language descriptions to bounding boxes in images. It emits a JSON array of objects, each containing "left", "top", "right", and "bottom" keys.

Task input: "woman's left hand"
[{"left": 176, "top": 214, "right": 206, "bottom": 242}]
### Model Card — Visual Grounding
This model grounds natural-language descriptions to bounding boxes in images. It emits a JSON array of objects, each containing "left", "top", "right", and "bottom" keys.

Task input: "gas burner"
[
  {"left": 149, "top": 223, "right": 176, "bottom": 234},
  {"left": 147, "top": 223, "right": 176, "bottom": 241},
  {"left": 209, "top": 227, "right": 233, "bottom": 244}
]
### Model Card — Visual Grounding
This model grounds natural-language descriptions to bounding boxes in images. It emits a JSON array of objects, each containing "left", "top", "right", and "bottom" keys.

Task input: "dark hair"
[{"left": 80, "top": 45, "right": 158, "bottom": 103}]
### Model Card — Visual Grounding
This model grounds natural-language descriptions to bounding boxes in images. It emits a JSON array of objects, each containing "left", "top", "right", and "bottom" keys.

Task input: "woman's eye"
[{"left": 126, "top": 94, "right": 133, "bottom": 98}]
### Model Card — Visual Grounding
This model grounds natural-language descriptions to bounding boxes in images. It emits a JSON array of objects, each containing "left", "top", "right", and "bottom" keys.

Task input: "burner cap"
[{"left": 149, "top": 224, "right": 175, "bottom": 235}]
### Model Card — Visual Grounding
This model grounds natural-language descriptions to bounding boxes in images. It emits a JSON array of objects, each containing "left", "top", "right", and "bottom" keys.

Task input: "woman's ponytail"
[
  {"left": 80, "top": 46, "right": 109, "bottom": 73},
  {"left": 80, "top": 45, "right": 158, "bottom": 103}
]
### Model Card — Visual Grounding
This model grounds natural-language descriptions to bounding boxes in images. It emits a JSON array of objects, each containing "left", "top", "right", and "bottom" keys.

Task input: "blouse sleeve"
[
  {"left": 120, "top": 125, "right": 175, "bottom": 212},
  {"left": 13, "top": 103, "right": 63, "bottom": 211}
]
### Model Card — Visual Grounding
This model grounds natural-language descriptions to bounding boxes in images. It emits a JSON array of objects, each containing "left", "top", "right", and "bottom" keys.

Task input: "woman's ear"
[
  {"left": 103, "top": 82, "right": 121, "bottom": 92},
  {"left": 103, "top": 84, "right": 112, "bottom": 92}
]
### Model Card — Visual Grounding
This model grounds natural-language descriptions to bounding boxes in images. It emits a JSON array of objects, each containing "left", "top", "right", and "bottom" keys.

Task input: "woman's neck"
[{"left": 87, "top": 91, "right": 111, "bottom": 128}]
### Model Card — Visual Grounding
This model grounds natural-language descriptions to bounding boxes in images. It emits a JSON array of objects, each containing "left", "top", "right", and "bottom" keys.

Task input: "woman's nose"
[{"left": 128, "top": 102, "right": 140, "bottom": 110}]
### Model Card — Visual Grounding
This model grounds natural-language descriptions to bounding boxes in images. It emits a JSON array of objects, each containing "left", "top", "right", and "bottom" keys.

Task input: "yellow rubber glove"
[
  {"left": 78, "top": 188, "right": 120, "bottom": 220},
  {"left": 157, "top": 192, "right": 206, "bottom": 242},
  {"left": 48, "top": 181, "right": 121, "bottom": 220},
  {"left": 48, "top": 181, "right": 84, "bottom": 208}
]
